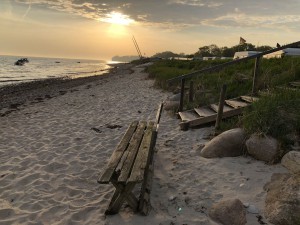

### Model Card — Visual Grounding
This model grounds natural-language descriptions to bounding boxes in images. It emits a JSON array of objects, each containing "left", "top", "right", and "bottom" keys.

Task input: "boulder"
[
  {"left": 281, "top": 151, "right": 300, "bottom": 174},
  {"left": 168, "top": 93, "right": 181, "bottom": 101},
  {"left": 209, "top": 199, "right": 247, "bottom": 225},
  {"left": 164, "top": 100, "right": 179, "bottom": 111},
  {"left": 264, "top": 173, "right": 300, "bottom": 225},
  {"left": 200, "top": 128, "right": 246, "bottom": 158},
  {"left": 245, "top": 134, "right": 279, "bottom": 163}
]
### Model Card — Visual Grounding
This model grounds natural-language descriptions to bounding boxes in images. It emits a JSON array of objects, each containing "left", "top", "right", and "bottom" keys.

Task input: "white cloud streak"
[{"left": 13, "top": 0, "right": 300, "bottom": 32}]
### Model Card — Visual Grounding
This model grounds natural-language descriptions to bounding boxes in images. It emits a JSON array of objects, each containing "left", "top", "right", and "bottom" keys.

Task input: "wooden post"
[
  {"left": 215, "top": 84, "right": 227, "bottom": 131},
  {"left": 189, "top": 81, "right": 194, "bottom": 103},
  {"left": 179, "top": 78, "right": 185, "bottom": 112},
  {"left": 252, "top": 56, "right": 261, "bottom": 95}
]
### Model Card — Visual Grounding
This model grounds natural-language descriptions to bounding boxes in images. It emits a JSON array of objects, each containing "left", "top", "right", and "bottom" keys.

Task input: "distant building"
[
  {"left": 169, "top": 57, "right": 192, "bottom": 61},
  {"left": 263, "top": 48, "right": 300, "bottom": 59},
  {"left": 233, "top": 51, "right": 261, "bottom": 59},
  {"left": 203, "top": 57, "right": 218, "bottom": 60},
  {"left": 220, "top": 57, "right": 233, "bottom": 60}
]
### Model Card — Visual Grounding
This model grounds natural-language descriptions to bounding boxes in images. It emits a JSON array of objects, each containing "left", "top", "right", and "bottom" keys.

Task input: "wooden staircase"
[
  {"left": 289, "top": 81, "right": 300, "bottom": 88},
  {"left": 275, "top": 80, "right": 300, "bottom": 91},
  {"left": 178, "top": 95, "right": 259, "bottom": 130}
]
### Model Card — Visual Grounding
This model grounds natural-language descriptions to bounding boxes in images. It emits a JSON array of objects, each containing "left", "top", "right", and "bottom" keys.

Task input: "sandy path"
[{"left": 0, "top": 65, "right": 287, "bottom": 225}]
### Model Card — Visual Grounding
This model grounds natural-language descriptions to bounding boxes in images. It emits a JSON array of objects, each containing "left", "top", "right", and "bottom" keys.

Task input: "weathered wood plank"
[
  {"left": 189, "top": 107, "right": 244, "bottom": 127},
  {"left": 155, "top": 103, "right": 163, "bottom": 126},
  {"left": 106, "top": 182, "right": 137, "bottom": 214},
  {"left": 118, "top": 121, "right": 147, "bottom": 182},
  {"left": 179, "top": 79, "right": 185, "bottom": 112},
  {"left": 252, "top": 56, "right": 261, "bottom": 95},
  {"left": 194, "top": 106, "right": 216, "bottom": 117},
  {"left": 139, "top": 163, "right": 154, "bottom": 215},
  {"left": 98, "top": 121, "right": 138, "bottom": 184},
  {"left": 128, "top": 122, "right": 154, "bottom": 183},
  {"left": 215, "top": 84, "right": 227, "bottom": 130},
  {"left": 110, "top": 181, "right": 139, "bottom": 211},
  {"left": 179, "top": 110, "right": 200, "bottom": 122},
  {"left": 225, "top": 99, "right": 249, "bottom": 108},
  {"left": 210, "top": 104, "right": 233, "bottom": 113},
  {"left": 289, "top": 81, "right": 300, "bottom": 87},
  {"left": 240, "top": 95, "right": 259, "bottom": 103}
]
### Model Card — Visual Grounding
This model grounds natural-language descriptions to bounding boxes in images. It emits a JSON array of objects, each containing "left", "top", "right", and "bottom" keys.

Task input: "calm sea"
[{"left": 0, "top": 55, "right": 114, "bottom": 87}]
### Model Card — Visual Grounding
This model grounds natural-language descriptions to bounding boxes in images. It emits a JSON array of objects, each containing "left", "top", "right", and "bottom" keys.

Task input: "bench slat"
[
  {"left": 118, "top": 121, "right": 147, "bottom": 183},
  {"left": 98, "top": 121, "right": 139, "bottom": 184},
  {"left": 128, "top": 122, "right": 155, "bottom": 183}
]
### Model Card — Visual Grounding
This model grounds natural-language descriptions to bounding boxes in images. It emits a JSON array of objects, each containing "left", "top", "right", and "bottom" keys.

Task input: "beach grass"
[{"left": 147, "top": 57, "right": 300, "bottom": 149}]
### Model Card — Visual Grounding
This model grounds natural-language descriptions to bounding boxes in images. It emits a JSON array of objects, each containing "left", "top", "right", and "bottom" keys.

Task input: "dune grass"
[{"left": 146, "top": 57, "right": 300, "bottom": 150}]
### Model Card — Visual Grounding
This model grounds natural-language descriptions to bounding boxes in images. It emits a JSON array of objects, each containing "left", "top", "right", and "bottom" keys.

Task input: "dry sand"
[{"left": 0, "top": 64, "right": 287, "bottom": 225}]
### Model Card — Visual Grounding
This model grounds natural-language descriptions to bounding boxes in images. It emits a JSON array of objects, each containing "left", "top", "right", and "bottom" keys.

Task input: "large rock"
[
  {"left": 246, "top": 134, "right": 279, "bottom": 163},
  {"left": 168, "top": 93, "right": 181, "bottom": 101},
  {"left": 209, "top": 199, "right": 247, "bottom": 225},
  {"left": 264, "top": 173, "right": 300, "bottom": 225},
  {"left": 200, "top": 128, "right": 246, "bottom": 158},
  {"left": 281, "top": 151, "right": 300, "bottom": 174},
  {"left": 164, "top": 100, "right": 179, "bottom": 111}
]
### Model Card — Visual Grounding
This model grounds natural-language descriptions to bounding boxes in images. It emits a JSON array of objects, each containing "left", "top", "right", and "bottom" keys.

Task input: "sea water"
[{"left": 0, "top": 55, "right": 112, "bottom": 87}]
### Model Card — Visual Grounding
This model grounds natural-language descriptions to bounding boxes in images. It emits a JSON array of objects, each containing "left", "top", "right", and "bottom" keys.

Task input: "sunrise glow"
[{"left": 102, "top": 12, "right": 134, "bottom": 25}]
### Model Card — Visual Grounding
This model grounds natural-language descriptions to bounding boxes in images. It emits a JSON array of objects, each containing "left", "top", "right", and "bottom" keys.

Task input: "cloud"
[
  {"left": 169, "top": 0, "right": 223, "bottom": 8},
  {"left": 13, "top": 0, "right": 300, "bottom": 32},
  {"left": 202, "top": 13, "right": 300, "bottom": 32}
]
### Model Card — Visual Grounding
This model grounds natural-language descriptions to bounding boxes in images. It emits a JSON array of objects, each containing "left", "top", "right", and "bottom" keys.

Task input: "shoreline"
[
  {"left": 0, "top": 63, "right": 131, "bottom": 117},
  {"left": 0, "top": 63, "right": 288, "bottom": 225}
]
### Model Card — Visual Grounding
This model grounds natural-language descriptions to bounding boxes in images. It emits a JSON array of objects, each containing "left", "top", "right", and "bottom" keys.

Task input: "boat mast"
[{"left": 132, "top": 35, "right": 143, "bottom": 59}]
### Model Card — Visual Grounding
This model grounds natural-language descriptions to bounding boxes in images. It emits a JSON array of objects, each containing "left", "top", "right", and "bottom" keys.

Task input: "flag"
[{"left": 239, "top": 37, "right": 246, "bottom": 45}]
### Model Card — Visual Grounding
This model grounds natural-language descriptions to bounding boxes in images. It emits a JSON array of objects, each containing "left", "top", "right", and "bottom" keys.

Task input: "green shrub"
[{"left": 242, "top": 88, "right": 300, "bottom": 150}]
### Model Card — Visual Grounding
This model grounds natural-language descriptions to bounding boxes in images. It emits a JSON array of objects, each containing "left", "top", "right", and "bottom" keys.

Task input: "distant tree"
[
  {"left": 197, "top": 46, "right": 212, "bottom": 57},
  {"left": 196, "top": 44, "right": 222, "bottom": 57},
  {"left": 154, "top": 43, "right": 274, "bottom": 60},
  {"left": 152, "top": 51, "right": 179, "bottom": 58},
  {"left": 186, "top": 54, "right": 194, "bottom": 58},
  {"left": 256, "top": 45, "right": 273, "bottom": 52},
  {"left": 220, "top": 47, "right": 235, "bottom": 57},
  {"left": 209, "top": 44, "right": 222, "bottom": 57}
]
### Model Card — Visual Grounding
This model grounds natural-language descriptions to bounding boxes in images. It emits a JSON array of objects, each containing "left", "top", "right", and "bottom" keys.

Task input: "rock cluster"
[
  {"left": 200, "top": 129, "right": 280, "bottom": 163},
  {"left": 209, "top": 199, "right": 247, "bottom": 225},
  {"left": 200, "top": 129, "right": 300, "bottom": 225},
  {"left": 200, "top": 128, "right": 246, "bottom": 158},
  {"left": 264, "top": 173, "right": 300, "bottom": 225}
]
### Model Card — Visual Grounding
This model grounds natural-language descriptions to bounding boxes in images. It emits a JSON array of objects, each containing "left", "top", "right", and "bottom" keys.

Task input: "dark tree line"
[{"left": 152, "top": 43, "right": 273, "bottom": 58}]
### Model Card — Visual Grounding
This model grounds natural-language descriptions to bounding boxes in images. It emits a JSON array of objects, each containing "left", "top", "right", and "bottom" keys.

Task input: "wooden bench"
[{"left": 98, "top": 103, "right": 163, "bottom": 215}]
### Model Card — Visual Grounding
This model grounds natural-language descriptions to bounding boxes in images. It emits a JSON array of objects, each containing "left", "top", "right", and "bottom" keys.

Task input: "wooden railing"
[{"left": 167, "top": 41, "right": 300, "bottom": 112}]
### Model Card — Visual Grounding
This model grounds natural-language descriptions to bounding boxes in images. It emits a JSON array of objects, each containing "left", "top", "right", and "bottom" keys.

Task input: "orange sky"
[{"left": 1, "top": 0, "right": 300, "bottom": 60}]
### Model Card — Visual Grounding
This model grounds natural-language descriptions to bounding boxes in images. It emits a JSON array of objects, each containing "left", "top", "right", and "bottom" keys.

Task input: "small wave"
[
  {"left": 65, "top": 68, "right": 109, "bottom": 75},
  {"left": 0, "top": 79, "right": 23, "bottom": 82},
  {"left": 0, "top": 76, "right": 26, "bottom": 79},
  {"left": 0, "top": 79, "right": 38, "bottom": 83}
]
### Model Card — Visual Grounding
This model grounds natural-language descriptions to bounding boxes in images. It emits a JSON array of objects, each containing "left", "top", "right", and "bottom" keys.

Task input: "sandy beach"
[{"left": 0, "top": 64, "right": 287, "bottom": 225}]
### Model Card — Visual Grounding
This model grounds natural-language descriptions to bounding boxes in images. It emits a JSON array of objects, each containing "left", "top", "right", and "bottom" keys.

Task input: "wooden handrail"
[{"left": 167, "top": 41, "right": 300, "bottom": 84}]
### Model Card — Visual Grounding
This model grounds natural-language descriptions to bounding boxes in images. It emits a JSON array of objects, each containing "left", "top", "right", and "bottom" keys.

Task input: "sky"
[{"left": 1, "top": 0, "right": 300, "bottom": 60}]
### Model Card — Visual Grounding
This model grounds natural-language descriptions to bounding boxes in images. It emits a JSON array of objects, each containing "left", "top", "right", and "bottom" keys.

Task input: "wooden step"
[
  {"left": 210, "top": 104, "right": 234, "bottom": 112},
  {"left": 258, "top": 90, "right": 270, "bottom": 97},
  {"left": 188, "top": 107, "right": 244, "bottom": 127},
  {"left": 289, "top": 81, "right": 300, "bottom": 88},
  {"left": 240, "top": 95, "right": 259, "bottom": 103},
  {"left": 178, "top": 110, "right": 200, "bottom": 122},
  {"left": 276, "top": 86, "right": 298, "bottom": 91},
  {"left": 194, "top": 106, "right": 216, "bottom": 117},
  {"left": 225, "top": 99, "right": 249, "bottom": 108}
]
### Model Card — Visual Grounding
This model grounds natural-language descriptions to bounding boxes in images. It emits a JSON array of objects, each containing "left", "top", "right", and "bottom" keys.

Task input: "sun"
[{"left": 103, "top": 12, "right": 134, "bottom": 25}]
